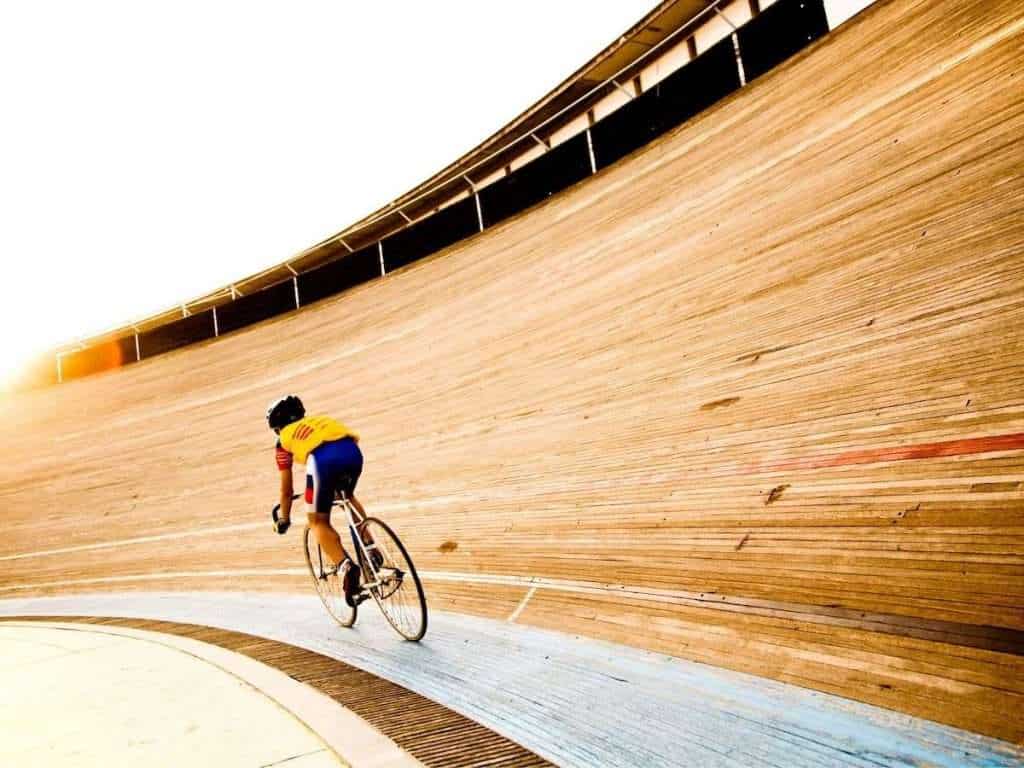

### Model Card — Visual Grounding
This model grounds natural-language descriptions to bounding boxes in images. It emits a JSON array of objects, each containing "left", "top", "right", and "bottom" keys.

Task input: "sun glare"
[
  {"left": 0, "top": 338, "right": 54, "bottom": 392},
  {"left": 0, "top": 1, "right": 656, "bottom": 393}
]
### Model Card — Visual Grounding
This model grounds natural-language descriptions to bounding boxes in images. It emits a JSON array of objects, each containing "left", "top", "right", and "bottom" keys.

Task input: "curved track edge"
[{"left": 1, "top": 614, "right": 550, "bottom": 768}]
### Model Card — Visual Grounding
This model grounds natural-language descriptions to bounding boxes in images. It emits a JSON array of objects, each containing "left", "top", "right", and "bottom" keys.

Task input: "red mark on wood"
[{"left": 755, "top": 432, "right": 1024, "bottom": 473}]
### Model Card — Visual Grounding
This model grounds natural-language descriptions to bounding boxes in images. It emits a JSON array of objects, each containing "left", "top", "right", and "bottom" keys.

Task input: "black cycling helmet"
[{"left": 266, "top": 394, "right": 305, "bottom": 431}]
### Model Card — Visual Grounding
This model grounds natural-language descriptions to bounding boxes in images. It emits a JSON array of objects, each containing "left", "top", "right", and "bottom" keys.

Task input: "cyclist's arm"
[
  {"left": 275, "top": 441, "right": 295, "bottom": 520},
  {"left": 279, "top": 467, "right": 294, "bottom": 520}
]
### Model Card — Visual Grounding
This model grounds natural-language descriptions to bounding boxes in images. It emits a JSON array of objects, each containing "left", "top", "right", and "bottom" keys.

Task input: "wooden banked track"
[
  {"left": 1, "top": 0, "right": 1022, "bottom": 744},
  {"left": 4, "top": 616, "right": 551, "bottom": 767}
]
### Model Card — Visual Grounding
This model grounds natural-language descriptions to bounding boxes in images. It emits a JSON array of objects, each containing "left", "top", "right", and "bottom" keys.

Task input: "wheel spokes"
[
  {"left": 360, "top": 519, "right": 426, "bottom": 640},
  {"left": 304, "top": 527, "right": 355, "bottom": 627}
]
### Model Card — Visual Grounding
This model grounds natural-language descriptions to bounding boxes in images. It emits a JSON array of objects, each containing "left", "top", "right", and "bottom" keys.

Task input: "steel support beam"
[
  {"left": 610, "top": 79, "right": 635, "bottom": 100},
  {"left": 714, "top": 5, "right": 739, "bottom": 30}
]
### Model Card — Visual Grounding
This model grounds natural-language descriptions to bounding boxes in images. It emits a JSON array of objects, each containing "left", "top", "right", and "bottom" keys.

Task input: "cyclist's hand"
[{"left": 272, "top": 499, "right": 298, "bottom": 534}]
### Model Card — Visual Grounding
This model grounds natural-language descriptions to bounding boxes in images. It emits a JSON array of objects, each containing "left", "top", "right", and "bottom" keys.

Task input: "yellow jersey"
[{"left": 277, "top": 415, "right": 357, "bottom": 466}]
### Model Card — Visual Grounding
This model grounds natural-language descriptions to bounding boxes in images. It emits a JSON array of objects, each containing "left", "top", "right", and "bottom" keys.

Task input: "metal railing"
[
  {"left": 55, "top": 0, "right": 733, "bottom": 359},
  {"left": 53, "top": 0, "right": 847, "bottom": 382}
]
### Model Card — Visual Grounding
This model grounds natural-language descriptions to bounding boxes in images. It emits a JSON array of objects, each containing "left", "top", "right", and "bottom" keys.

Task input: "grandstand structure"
[
  {"left": 3, "top": 0, "right": 1023, "bottom": 761},
  {"left": 40, "top": 0, "right": 845, "bottom": 385}
]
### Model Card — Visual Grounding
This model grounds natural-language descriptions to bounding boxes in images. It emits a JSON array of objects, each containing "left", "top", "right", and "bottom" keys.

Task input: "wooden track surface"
[
  {"left": 2, "top": 0, "right": 1022, "bottom": 743},
  {"left": 4, "top": 616, "right": 551, "bottom": 767}
]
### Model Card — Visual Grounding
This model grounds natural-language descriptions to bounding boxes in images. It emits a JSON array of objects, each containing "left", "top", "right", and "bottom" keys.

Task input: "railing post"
[
  {"left": 212, "top": 306, "right": 219, "bottom": 337},
  {"left": 378, "top": 241, "right": 386, "bottom": 277},
  {"left": 474, "top": 191, "right": 484, "bottom": 232},
  {"left": 586, "top": 127, "right": 597, "bottom": 174},
  {"left": 465, "top": 175, "right": 484, "bottom": 232},
  {"left": 284, "top": 264, "right": 300, "bottom": 309},
  {"left": 732, "top": 34, "right": 747, "bottom": 85},
  {"left": 134, "top": 332, "right": 141, "bottom": 361},
  {"left": 715, "top": 6, "right": 747, "bottom": 86}
]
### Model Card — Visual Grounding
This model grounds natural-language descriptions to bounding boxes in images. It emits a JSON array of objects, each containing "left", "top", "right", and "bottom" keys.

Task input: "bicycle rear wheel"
[
  {"left": 304, "top": 526, "right": 356, "bottom": 628},
  {"left": 358, "top": 518, "right": 427, "bottom": 641}
]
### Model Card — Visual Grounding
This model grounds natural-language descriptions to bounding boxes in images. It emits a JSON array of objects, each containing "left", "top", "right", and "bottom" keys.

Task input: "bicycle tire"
[
  {"left": 358, "top": 517, "right": 427, "bottom": 641},
  {"left": 304, "top": 525, "right": 357, "bottom": 628}
]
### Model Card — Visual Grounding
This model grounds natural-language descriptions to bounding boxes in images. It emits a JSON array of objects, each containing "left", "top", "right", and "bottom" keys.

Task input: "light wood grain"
[{"left": 1, "top": 0, "right": 1022, "bottom": 742}]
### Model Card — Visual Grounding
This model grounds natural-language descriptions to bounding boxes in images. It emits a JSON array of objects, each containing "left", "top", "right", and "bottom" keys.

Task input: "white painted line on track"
[
  {"left": 507, "top": 585, "right": 537, "bottom": 623},
  {"left": 0, "top": 569, "right": 306, "bottom": 592},
  {"left": 0, "top": 522, "right": 265, "bottom": 562},
  {"left": 0, "top": 568, "right": 563, "bottom": 594},
  {"left": 1, "top": 566, "right": 673, "bottom": 605},
  {"left": 1, "top": 497, "right": 477, "bottom": 562},
  {"left": 11, "top": 566, "right": 934, "bottom": 633}
]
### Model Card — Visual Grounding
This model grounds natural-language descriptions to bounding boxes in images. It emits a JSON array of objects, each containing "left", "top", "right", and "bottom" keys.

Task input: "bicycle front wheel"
[
  {"left": 304, "top": 526, "right": 356, "bottom": 628},
  {"left": 359, "top": 517, "right": 427, "bottom": 641}
]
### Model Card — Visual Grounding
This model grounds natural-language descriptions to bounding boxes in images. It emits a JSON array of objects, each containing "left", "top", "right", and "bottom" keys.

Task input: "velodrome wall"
[{"left": 2, "top": 0, "right": 1022, "bottom": 744}]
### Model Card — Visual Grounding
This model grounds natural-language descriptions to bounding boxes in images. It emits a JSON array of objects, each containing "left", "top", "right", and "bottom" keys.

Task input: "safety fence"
[{"left": 47, "top": 0, "right": 831, "bottom": 386}]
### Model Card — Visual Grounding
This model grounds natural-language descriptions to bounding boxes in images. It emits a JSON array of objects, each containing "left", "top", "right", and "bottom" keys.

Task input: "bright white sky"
[{"left": 0, "top": 1, "right": 656, "bottom": 386}]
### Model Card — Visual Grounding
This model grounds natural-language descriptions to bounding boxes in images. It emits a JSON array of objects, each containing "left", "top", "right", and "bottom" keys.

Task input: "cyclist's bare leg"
[{"left": 309, "top": 511, "right": 347, "bottom": 567}]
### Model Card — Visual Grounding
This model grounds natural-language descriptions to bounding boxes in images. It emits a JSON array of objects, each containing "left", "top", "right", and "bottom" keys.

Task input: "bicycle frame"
[
  {"left": 332, "top": 491, "right": 386, "bottom": 592},
  {"left": 284, "top": 488, "right": 427, "bottom": 641}
]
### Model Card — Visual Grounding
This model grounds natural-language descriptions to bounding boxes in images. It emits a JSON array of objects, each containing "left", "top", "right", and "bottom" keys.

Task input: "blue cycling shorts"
[{"left": 304, "top": 437, "right": 363, "bottom": 514}]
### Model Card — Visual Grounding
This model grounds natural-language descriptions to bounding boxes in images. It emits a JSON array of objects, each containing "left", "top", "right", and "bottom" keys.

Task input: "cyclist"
[{"left": 267, "top": 394, "right": 366, "bottom": 605}]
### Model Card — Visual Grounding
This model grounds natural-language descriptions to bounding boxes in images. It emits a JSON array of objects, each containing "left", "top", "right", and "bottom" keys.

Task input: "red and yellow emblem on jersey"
[{"left": 278, "top": 415, "right": 356, "bottom": 465}]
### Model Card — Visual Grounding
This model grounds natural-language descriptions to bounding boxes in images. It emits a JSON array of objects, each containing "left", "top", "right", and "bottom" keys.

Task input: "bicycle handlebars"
[
  {"left": 271, "top": 493, "right": 302, "bottom": 535},
  {"left": 271, "top": 493, "right": 302, "bottom": 520}
]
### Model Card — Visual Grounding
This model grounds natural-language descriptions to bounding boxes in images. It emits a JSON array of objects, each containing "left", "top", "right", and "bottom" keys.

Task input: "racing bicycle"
[{"left": 273, "top": 491, "right": 427, "bottom": 641}]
